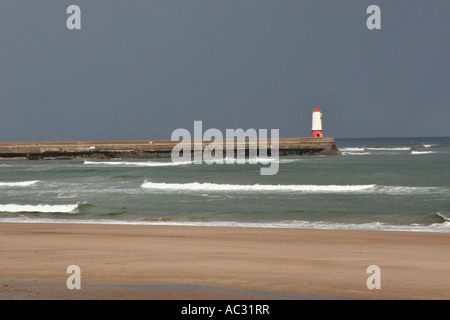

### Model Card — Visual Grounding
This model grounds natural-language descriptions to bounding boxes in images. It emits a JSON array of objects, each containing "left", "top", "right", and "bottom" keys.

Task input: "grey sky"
[{"left": 0, "top": 1, "right": 449, "bottom": 141}]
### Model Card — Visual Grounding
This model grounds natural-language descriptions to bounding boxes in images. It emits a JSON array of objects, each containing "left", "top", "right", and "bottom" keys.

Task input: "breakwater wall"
[{"left": 0, "top": 137, "right": 340, "bottom": 160}]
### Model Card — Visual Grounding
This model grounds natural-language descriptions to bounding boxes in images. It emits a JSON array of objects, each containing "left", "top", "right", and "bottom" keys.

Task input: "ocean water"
[{"left": 0, "top": 137, "right": 449, "bottom": 232}]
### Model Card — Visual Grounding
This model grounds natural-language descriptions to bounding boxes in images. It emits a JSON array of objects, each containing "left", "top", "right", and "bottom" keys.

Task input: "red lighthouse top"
[{"left": 313, "top": 106, "right": 321, "bottom": 112}]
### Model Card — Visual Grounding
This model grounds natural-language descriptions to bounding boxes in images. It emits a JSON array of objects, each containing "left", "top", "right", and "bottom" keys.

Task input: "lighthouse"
[{"left": 311, "top": 106, "right": 323, "bottom": 137}]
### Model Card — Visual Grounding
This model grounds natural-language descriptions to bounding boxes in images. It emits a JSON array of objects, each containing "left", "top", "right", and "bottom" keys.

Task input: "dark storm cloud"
[{"left": 0, "top": 1, "right": 449, "bottom": 141}]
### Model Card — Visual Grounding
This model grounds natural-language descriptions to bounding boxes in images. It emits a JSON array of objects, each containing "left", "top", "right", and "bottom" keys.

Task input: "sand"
[{"left": 0, "top": 222, "right": 449, "bottom": 300}]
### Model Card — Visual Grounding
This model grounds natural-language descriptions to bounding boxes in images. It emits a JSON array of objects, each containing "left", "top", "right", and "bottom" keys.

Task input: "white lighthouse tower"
[{"left": 311, "top": 106, "right": 323, "bottom": 137}]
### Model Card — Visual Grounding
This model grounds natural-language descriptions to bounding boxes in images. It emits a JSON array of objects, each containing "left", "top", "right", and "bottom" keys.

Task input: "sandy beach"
[{"left": 0, "top": 222, "right": 449, "bottom": 300}]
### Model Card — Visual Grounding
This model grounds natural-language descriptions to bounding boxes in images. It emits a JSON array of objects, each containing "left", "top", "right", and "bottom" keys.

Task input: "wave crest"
[
  {"left": 430, "top": 212, "right": 450, "bottom": 223},
  {"left": 84, "top": 160, "right": 192, "bottom": 167},
  {"left": 339, "top": 148, "right": 366, "bottom": 152},
  {"left": 0, "top": 203, "right": 80, "bottom": 213},
  {"left": 365, "top": 147, "right": 411, "bottom": 151},
  {"left": 423, "top": 144, "right": 438, "bottom": 148},
  {"left": 411, "top": 151, "right": 436, "bottom": 155},
  {"left": 342, "top": 152, "right": 371, "bottom": 156},
  {"left": 141, "top": 181, "right": 376, "bottom": 193},
  {"left": 140, "top": 182, "right": 447, "bottom": 195},
  {"left": 0, "top": 180, "right": 40, "bottom": 187}
]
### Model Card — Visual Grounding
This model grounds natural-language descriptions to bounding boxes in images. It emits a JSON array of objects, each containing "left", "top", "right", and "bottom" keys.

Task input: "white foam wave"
[
  {"left": 141, "top": 181, "right": 376, "bottom": 193},
  {"left": 0, "top": 218, "right": 448, "bottom": 233},
  {"left": 340, "top": 146, "right": 412, "bottom": 154},
  {"left": 376, "top": 185, "right": 443, "bottom": 195},
  {"left": 342, "top": 152, "right": 371, "bottom": 156},
  {"left": 423, "top": 144, "right": 438, "bottom": 148},
  {"left": 139, "top": 181, "right": 445, "bottom": 195},
  {"left": 434, "top": 212, "right": 450, "bottom": 222},
  {"left": 0, "top": 180, "right": 40, "bottom": 187},
  {"left": 203, "top": 157, "right": 277, "bottom": 164},
  {"left": 366, "top": 147, "right": 411, "bottom": 151},
  {"left": 278, "top": 158, "right": 306, "bottom": 163},
  {"left": 0, "top": 203, "right": 79, "bottom": 213},
  {"left": 84, "top": 160, "right": 192, "bottom": 167},
  {"left": 339, "top": 147, "right": 366, "bottom": 152},
  {"left": 411, "top": 151, "right": 436, "bottom": 155},
  {"left": 224, "top": 157, "right": 304, "bottom": 164},
  {"left": 85, "top": 158, "right": 298, "bottom": 166}
]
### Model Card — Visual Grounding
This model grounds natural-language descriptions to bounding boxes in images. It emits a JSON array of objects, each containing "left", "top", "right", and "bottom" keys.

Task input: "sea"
[{"left": 0, "top": 137, "right": 449, "bottom": 233}]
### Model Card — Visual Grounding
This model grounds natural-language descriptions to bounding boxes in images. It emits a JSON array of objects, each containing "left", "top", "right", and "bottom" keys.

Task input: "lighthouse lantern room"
[{"left": 311, "top": 106, "right": 323, "bottom": 137}]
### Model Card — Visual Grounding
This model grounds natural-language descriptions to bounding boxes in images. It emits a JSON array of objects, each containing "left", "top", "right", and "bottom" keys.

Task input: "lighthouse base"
[{"left": 311, "top": 130, "right": 323, "bottom": 138}]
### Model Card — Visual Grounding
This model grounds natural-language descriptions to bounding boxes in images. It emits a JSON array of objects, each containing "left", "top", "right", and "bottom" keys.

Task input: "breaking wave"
[
  {"left": 365, "top": 147, "right": 411, "bottom": 151},
  {"left": 209, "top": 157, "right": 277, "bottom": 164},
  {"left": 375, "top": 185, "right": 443, "bottom": 195},
  {"left": 141, "top": 181, "right": 376, "bottom": 193},
  {"left": 0, "top": 180, "right": 40, "bottom": 187},
  {"left": 84, "top": 160, "right": 192, "bottom": 167},
  {"left": 339, "top": 148, "right": 366, "bottom": 152},
  {"left": 140, "top": 181, "right": 447, "bottom": 195},
  {"left": 411, "top": 151, "right": 436, "bottom": 155},
  {"left": 340, "top": 146, "right": 412, "bottom": 155},
  {"left": 0, "top": 217, "right": 448, "bottom": 233},
  {"left": 341, "top": 152, "right": 371, "bottom": 156},
  {"left": 0, "top": 203, "right": 80, "bottom": 213},
  {"left": 429, "top": 212, "right": 450, "bottom": 223},
  {"left": 423, "top": 144, "right": 438, "bottom": 148},
  {"left": 84, "top": 158, "right": 296, "bottom": 166}
]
